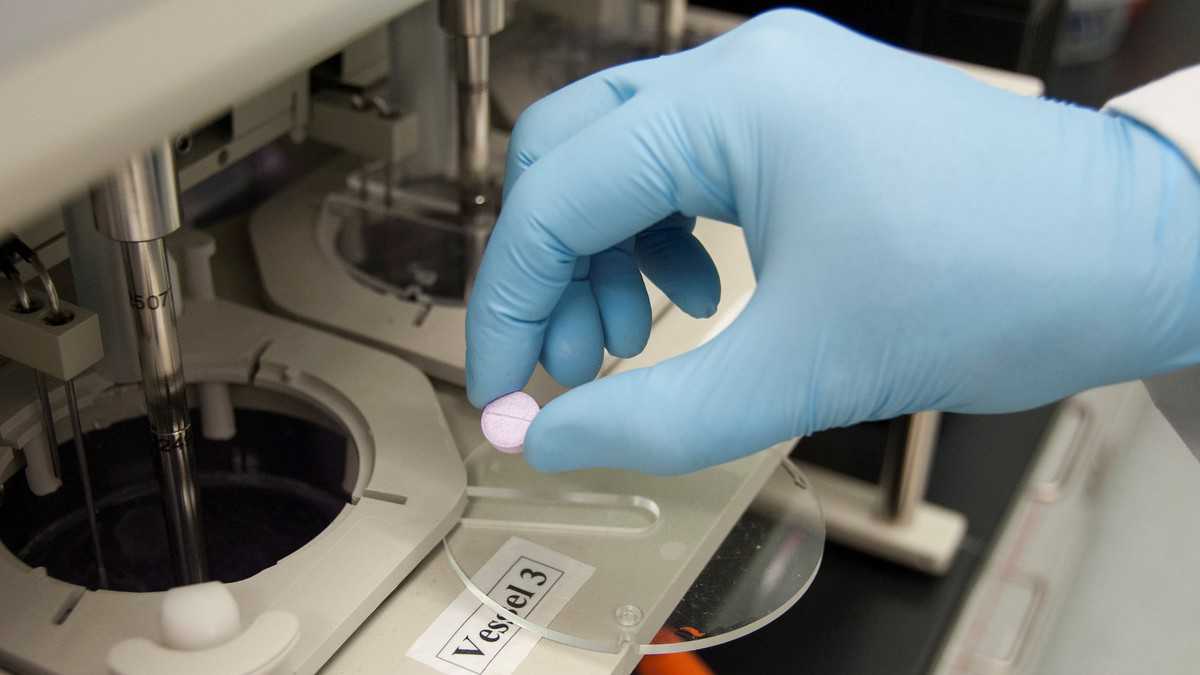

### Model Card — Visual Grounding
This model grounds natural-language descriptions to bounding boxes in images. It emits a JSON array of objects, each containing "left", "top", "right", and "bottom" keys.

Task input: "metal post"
[
  {"left": 91, "top": 141, "right": 208, "bottom": 585},
  {"left": 65, "top": 380, "right": 109, "bottom": 588},
  {"left": 3, "top": 270, "right": 61, "bottom": 481},
  {"left": 439, "top": 0, "right": 509, "bottom": 295},
  {"left": 32, "top": 373, "right": 61, "bottom": 479},
  {"left": 880, "top": 411, "right": 942, "bottom": 524},
  {"left": 387, "top": 2, "right": 454, "bottom": 179},
  {"left": 120, "top": 238, "right": 207, "bottom": 583}
]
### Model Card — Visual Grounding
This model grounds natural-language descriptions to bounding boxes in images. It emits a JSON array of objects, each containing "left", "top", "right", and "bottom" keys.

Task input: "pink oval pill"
[{"left": 481, "top": 391, "right": 540, "bottom": 454}]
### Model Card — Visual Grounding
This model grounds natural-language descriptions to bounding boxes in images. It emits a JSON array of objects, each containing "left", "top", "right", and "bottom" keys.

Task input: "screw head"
[{"left": 614, "top": 604, "right": 643, "bottom": 627}]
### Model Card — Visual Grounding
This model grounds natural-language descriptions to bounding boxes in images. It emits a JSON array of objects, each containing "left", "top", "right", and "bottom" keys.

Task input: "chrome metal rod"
[
  {"left": 91, "top": 140, "right": 183, "bottom": 243},
  {"left": 65, "top": 380, "right": 108, "bottom": 588},
  {"left": 31, "top": 255, "right": 66, "bottom": 470},
  {"left": 456, "top": 34, "right": 491, "bottom": 218},
  {"left": 91, "top": 142, "right": 206, "bottom": 583},
  {"left": 457, "top": 33, "right": 494, "bottom": 296},
  {"left": 4, "top": 270, "right": 32, "bottom": 312},
  {"left": 4, "top": 273, "right": 58, "bottom": 481},
  {"left": 121, "top": 238, "right": 208, "bottom": 584},
  {"left": 155, "top": 426, "right": 206, "bottom": 583},
  {"left": 33, "top": 373, "right": 61, "bottom": 479},
  {"left": 29, "top": 255, "right": 63, "bottom": 319},
  {"left": 440, "top": 0, "right": 509, "bottom": 296}
]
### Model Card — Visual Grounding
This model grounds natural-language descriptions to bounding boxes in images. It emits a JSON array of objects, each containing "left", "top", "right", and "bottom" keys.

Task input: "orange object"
[
  {"left": 636, "top": 652, "right": 715, "bottom": 675},
  {"left": 635, "top": 628, "right": 715, "bottom": 675}
]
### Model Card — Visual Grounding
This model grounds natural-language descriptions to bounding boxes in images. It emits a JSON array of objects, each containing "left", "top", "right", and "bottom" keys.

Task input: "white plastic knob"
[
  {"left": 110, "top": 610, "right": 299, "bottom": 675},
  {"left": 160, "top": 581, "right": 242, "bottom": 651}
]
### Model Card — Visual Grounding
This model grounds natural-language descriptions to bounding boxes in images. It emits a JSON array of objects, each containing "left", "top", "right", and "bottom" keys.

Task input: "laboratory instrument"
[{"left": 0, "top": 2, "right": 1152, "bottom": 675}]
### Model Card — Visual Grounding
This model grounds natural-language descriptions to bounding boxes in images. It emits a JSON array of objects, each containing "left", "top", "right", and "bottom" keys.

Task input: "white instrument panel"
[{"left": 0, "top": 0, "right": 423, "bottom": 234}]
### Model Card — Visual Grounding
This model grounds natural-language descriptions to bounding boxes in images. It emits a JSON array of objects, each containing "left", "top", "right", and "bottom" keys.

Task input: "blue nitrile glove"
[{"left": 466, "top": 9, "right": 1200, "bottom": 474}]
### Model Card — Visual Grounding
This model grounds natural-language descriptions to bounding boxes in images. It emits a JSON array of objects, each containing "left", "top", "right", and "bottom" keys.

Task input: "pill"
[{"left": 480, "top": 391, "right": 540, "bottom": 454}]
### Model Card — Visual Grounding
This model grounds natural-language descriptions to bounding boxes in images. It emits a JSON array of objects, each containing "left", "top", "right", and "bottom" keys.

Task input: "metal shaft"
[
  {"left": 91, "top": 142, "right": 207, "bottom": 585},
  {"left": 3, "top": 270, "right": 32, "bottom": 313},
  {"left": 29, "top": 255, "right": 64, "bottom": 320},
  {"left": 4, "top": 272, "right": 62, "bottom": 481},
  {"left": 33, "top": 373, "right": 62, "bottom": 479},
  {"left": 65, "top": 380, "right": 108, "bottom": 588},
  {"left": 439, "top": 0, "right": 508, "bottom": 295},
  {"left": 91, "top": 140, "right": 184, "bottom": 243},
  {"left": 455, "top": 33, "right": 491, "bottom": 216},
  {"left": 6, "top": 270, "right": 64, "bottom": 482},
  {"left": 456, "top": 34, "right": 493, "bottom": 294},
  {"left": 121, "top": 238, "right": 208, "bottom": 584}
]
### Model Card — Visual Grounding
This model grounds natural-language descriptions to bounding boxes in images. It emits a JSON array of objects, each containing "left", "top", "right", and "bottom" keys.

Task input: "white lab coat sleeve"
[
  {"left": 1105, "top": 65, "right": 1200, "bottom": 170},
  {"left": 1104, "top": 65, "right": 1200, "bottom": 453}
]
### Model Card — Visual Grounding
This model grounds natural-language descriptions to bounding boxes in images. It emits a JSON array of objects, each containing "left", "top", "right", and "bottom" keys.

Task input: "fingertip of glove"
[
  {"left": 465, "top": 385, "right": 494, "bottom": 410},
  {"left": 675, "top": 298, "right": 718, "bottom": 319}
]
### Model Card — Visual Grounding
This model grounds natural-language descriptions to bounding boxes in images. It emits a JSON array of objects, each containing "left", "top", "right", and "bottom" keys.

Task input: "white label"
[{"left": 406, "top": 538, "right": 594, "bottom": 675}]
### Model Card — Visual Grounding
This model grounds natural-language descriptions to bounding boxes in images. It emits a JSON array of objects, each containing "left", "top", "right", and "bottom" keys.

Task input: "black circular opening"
[
  {"left": 41, "top": 310, "right": 74, "bottom": 326},
  {"left": 0, "top": 402, "right": 352, "bottom": 592}
]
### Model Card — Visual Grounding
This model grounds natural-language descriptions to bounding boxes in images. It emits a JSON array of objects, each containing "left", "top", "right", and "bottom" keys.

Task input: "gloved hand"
[{"left": 466, "top": 9, "right": 1200, "bottom": 474}]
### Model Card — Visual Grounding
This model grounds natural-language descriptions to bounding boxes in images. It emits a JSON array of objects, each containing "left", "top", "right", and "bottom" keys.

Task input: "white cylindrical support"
[
  {"left": 22, "top": 432, "right": 61, "bottom": 496},
  {"left": 197, "top": 384, "right": 236, "bottom": 442},
  {"left": 173, "top": 231, "right": 218, "bottom": 302},
  {"left": 439, "top": 0, "right": 510, "bottom": 296},
  {"left": 880, "top": 411, "right": 942, "bottom": 524},
  {"left": 387, "top": 3, "right": 454, "bottom": 178},
  {"left": 169, "top": 230, "right": 235, "bottom": 441}
]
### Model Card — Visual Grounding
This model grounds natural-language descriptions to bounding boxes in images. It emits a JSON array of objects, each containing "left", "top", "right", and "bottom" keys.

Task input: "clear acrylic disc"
[
  {"left": 324, "top": 183, "right": 472, "bottom": 306},
  {"left": 444, "top": 444, "right": 824, "bottom": 654}
]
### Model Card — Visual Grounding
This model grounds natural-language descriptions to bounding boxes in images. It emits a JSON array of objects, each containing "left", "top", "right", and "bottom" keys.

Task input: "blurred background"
[{"left": 696, "top": 0, "right": 1199, "bottom": 106}]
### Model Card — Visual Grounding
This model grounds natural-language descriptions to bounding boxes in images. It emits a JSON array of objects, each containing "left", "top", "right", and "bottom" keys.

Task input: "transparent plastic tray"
[
  {"left": 444, "top": 444, "right": 823, "bottom": 655},
  {"left": 321, "top": 183, "right": 471, "bottom": 307}
]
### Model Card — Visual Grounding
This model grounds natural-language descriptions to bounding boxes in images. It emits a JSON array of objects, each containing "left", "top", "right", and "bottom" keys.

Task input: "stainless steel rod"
[
  {"left": 29, "top": 256, "right": 63, "bottom": 319},
  {"left": 455, "top": 33, "right": 494, "bottom": 297},
  {"left": 439, "top": 0, "right": 508, "bottom": 297},
  {"left": 4, "top": 271, "right": 32, "bottom": 313},
  {"left": 65, "top": 380, "right": 108, "bottom": 588},
  {"left": 120, "top": 238, "right": 208, "bottom": 584},
  {"left": 33, "top": 372, "right": 61, "bottom": 479},
  {"left": 456, "top": 34, "right": 491, "bottom": 215}
]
